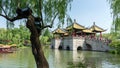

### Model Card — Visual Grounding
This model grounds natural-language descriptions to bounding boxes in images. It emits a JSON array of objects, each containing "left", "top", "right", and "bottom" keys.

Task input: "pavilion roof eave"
[
  {"left": 90, "top": 25, "right": 106, "bottom": 32},
  {"left": 52, "top": 28, "right": 66, "bottom": 34},
  {"left": 89, "top": 22, "right": 106, "bottom": 32},
  {"left": 66, "top": 23, "right": 85, "bottom": 30},
  {"left": 92, "top": 29, "right": 106, "bottom": 32},
  {"left": 82, "top": 29, "right": 96, "bottom": 33}
]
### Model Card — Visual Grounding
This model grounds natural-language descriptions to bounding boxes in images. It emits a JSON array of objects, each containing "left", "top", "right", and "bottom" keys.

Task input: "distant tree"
[
  {"left": 108, "top": 0, "right": 120, "bottom": 54},
  {"left": 0, "top": 0, "right": 73, "bottom": 68},
  {"left": 109, "top": 0, "right": 120, "bottom": 31},
  {"left": 40, "top": 28, "right": 53, "bottom": 45}
]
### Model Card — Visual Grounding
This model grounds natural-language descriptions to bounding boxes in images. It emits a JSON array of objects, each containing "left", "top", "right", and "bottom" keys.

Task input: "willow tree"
[
  {"left": 109, "top": 0, "right": 120, "bottom": 31},
  {"left": 0, "top": 0, "right": 73, "bottom": 68}
]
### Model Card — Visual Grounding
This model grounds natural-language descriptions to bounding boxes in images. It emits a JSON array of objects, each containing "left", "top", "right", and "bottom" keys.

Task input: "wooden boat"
[{"left": 0, "top": 46, "right": 13, "bottom": 53}]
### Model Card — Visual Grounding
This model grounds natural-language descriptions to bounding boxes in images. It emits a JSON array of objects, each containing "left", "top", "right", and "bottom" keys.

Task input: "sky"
[
  {"left": 68, "top": 0, "right": 112, "bottom": 33},
  {"left": 0, "top": 0, "right": 112, "bottom": 33}
]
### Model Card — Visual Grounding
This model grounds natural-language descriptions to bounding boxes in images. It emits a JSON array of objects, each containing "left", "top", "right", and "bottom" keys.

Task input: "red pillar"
[
  {"left": 100, "top": 32, "right": 102, "bottom": 40},
  {"left": 94, "top": 33, "right": 96, "bottom": 38},
  {"left": 72, "top": 32, "right": 74, "bottom": 37},
  {"left": 75, "top": 31, "right": 76, "bottom": 37},
  {"left": 72, "top": 32, "right": 75, "bottom": 37},
  {"left": 82, "top": 32, "right": 86, "bottom": 37},
  {"left": 90, "top": 34, "right": 92, "bottom": 38},
  {"left": 81, "top": 32, "right": 83, "bottom": 37},
  {"left": 84, "top": 32, "right": 86, "bottom": 37}
]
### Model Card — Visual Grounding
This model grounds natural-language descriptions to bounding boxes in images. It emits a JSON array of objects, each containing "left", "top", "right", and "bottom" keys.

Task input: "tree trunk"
[{"left": 26, "top": 15, "right": 49, "bottom": 68}]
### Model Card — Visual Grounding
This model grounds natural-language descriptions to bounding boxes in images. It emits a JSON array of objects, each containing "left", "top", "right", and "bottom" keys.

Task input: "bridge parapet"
[
  {"left": 85, "top": 37, "right": 110, "bottom": 45},
  {"left": 85, "top": 37, "right": 111, "bottom": 51}
]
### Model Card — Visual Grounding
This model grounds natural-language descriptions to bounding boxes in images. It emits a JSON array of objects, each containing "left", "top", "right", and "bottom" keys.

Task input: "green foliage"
[
  {"left": 102, "top": 32, "right": 120, "bottom": 54},
  {"left": 109, "top": 40, "right": 120, "bottom": 54},
  {"left": 0, "top": 25, "right": 53, "bottom": 46},
  {"left": 40, "top": 28, "right": 53, "bottom": 45},
  {"left": 102, "top": 32, "right": 120, "bottom": 40},
  {"left": 43, "top": 0, "right": 72, "bottom": 23},
  {"left": 109, "top": 0, "right": 120, "bottom": 31},
  {"left": 40, "top": 36, "right": 49, "bottom": 45},
  {"left": 109, "top": 0, "right": 120, "bottom": 16},
  {"left": 0, "top": 25, "right": 30, "bottom": 46},
  {"left": 0, "top": 0, "right": 73, "bottom": 28}
]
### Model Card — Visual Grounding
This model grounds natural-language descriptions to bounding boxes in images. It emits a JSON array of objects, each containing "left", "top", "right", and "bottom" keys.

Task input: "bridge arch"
[
  {"left": 86, "top": 44, "right": 92, "bottom": 50},
  {"left": 77, "top": 46, "right": 82, "bottom": 50},
  {"left": 58, "top": 45, "right": 63, "bottom": 50},
  {"left": 66, "top": 46, "right": 70, "bottom": 50},
  {"left": 51, "top": 46, "right": 54, "bottom": 49}
]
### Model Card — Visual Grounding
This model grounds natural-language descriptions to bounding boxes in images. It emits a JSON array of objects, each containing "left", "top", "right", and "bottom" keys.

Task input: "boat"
[{"left": 0, "top": 46, "right": 13, "bottom": 53}]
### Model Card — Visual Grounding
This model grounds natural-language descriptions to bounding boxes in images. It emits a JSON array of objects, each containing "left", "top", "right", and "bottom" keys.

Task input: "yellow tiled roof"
[
  {"left": 66, "top": 20, "right": 85, "bottom": 30},
  {"left": 64, "top": 32, "right": 69, "bottom": 35},
  {"left": 53, "top": 28, "right": 65, "bottom": 34},
  {"left": 90, "top": 22, "right": 106, "bottom": 32},
  {"left": 82, "top": 29, "right": 95, "bottom": 33}
]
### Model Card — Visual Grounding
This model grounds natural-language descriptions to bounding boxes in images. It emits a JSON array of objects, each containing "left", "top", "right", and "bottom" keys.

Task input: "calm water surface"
[{"left": 0, "top": 47, "right": 120, "bottom": 68}]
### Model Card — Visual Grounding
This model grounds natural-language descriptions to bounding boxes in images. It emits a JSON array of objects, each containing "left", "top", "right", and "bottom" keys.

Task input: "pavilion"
[
  {"left": 89, "top": 22, "right": 106, "bottom": 39},
  {"left": 66, "top": 19, "right": 85, "bottom": 36},
  {"left": 52, "top": 20, "right": 106, "bottom": 39}
]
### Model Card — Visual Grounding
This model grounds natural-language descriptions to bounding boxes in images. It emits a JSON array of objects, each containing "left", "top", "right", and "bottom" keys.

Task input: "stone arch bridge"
[{"left": 51, "top": 36, "right": 111, "bottom": 51}]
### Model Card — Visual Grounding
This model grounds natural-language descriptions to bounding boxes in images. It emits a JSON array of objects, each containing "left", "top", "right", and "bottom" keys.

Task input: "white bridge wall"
[{"left": 51, "top": 36, "right": 111, "bottom": 51}]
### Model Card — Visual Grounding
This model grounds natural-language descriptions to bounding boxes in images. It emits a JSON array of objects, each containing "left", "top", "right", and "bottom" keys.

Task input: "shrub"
[{"left": 109, "top": 40, "right": 120, "bottom": 54}]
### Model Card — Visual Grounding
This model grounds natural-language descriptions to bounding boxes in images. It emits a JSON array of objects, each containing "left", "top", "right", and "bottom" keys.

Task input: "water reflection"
[
  {"left": 0, "top": 48, "right": 36, "bottom": 68},
  {"left": 48, "top": 49, "right": 120, "bottom": 68},
  {"left": 48, "top": 50, "right": 69, "bottom": 68},
  {"left": 0, "top": 48, "right": 120, "bottom": 68}
]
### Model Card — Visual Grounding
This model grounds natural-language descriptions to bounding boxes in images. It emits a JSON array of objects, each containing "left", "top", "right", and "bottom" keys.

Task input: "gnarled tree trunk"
[{"left": 26, "top": 15, "right": 49, "bottom": 68}]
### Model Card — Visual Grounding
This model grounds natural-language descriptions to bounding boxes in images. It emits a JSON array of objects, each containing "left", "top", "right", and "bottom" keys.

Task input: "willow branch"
[
  {"left": 0, "top": 5, "right": 23, "bottom": 22},
  {"left": 0, "top": 6, "right": 7, "bottom": 16},
  {"left": 42, "top": 12, "right": 58, "bottom": 29},
  {"left": 39, "top": 0, "right": 44, "bottom": 27},
  {"left": 50, "top": 12, "right": 58, "bottom": 27},
  {"left": 0, "top": 14, "right": 24, "bottom": 22},
  {"left": 0, "top": 14, "right": 12, "bottom": 21}
]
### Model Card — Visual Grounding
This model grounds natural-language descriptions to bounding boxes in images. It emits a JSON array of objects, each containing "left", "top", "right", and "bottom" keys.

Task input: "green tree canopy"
[
  {"left": 0, "top": 0, "right": 73, "bottom": 28},
  {"left": 109, "top": 0, "right": 120, "bottom": 31}
]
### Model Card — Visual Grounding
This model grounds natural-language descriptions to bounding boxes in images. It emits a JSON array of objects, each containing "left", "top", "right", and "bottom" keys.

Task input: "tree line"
[{"left": 0, "top": 25, "right": 52, "bottom": 47}]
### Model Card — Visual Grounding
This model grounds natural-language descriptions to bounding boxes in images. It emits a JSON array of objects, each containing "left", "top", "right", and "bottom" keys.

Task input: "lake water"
[{"left": 0, "top": 47, "right": 120, "bottom": 68}]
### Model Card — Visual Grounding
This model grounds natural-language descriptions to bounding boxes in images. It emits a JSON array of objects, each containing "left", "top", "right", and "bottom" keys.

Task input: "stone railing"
[
  {"left": 54, "top": 35, "right": 111, "bottom": 44},
  {"left": 85, "top": 36, "right": 111, "bottom": 45}
]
